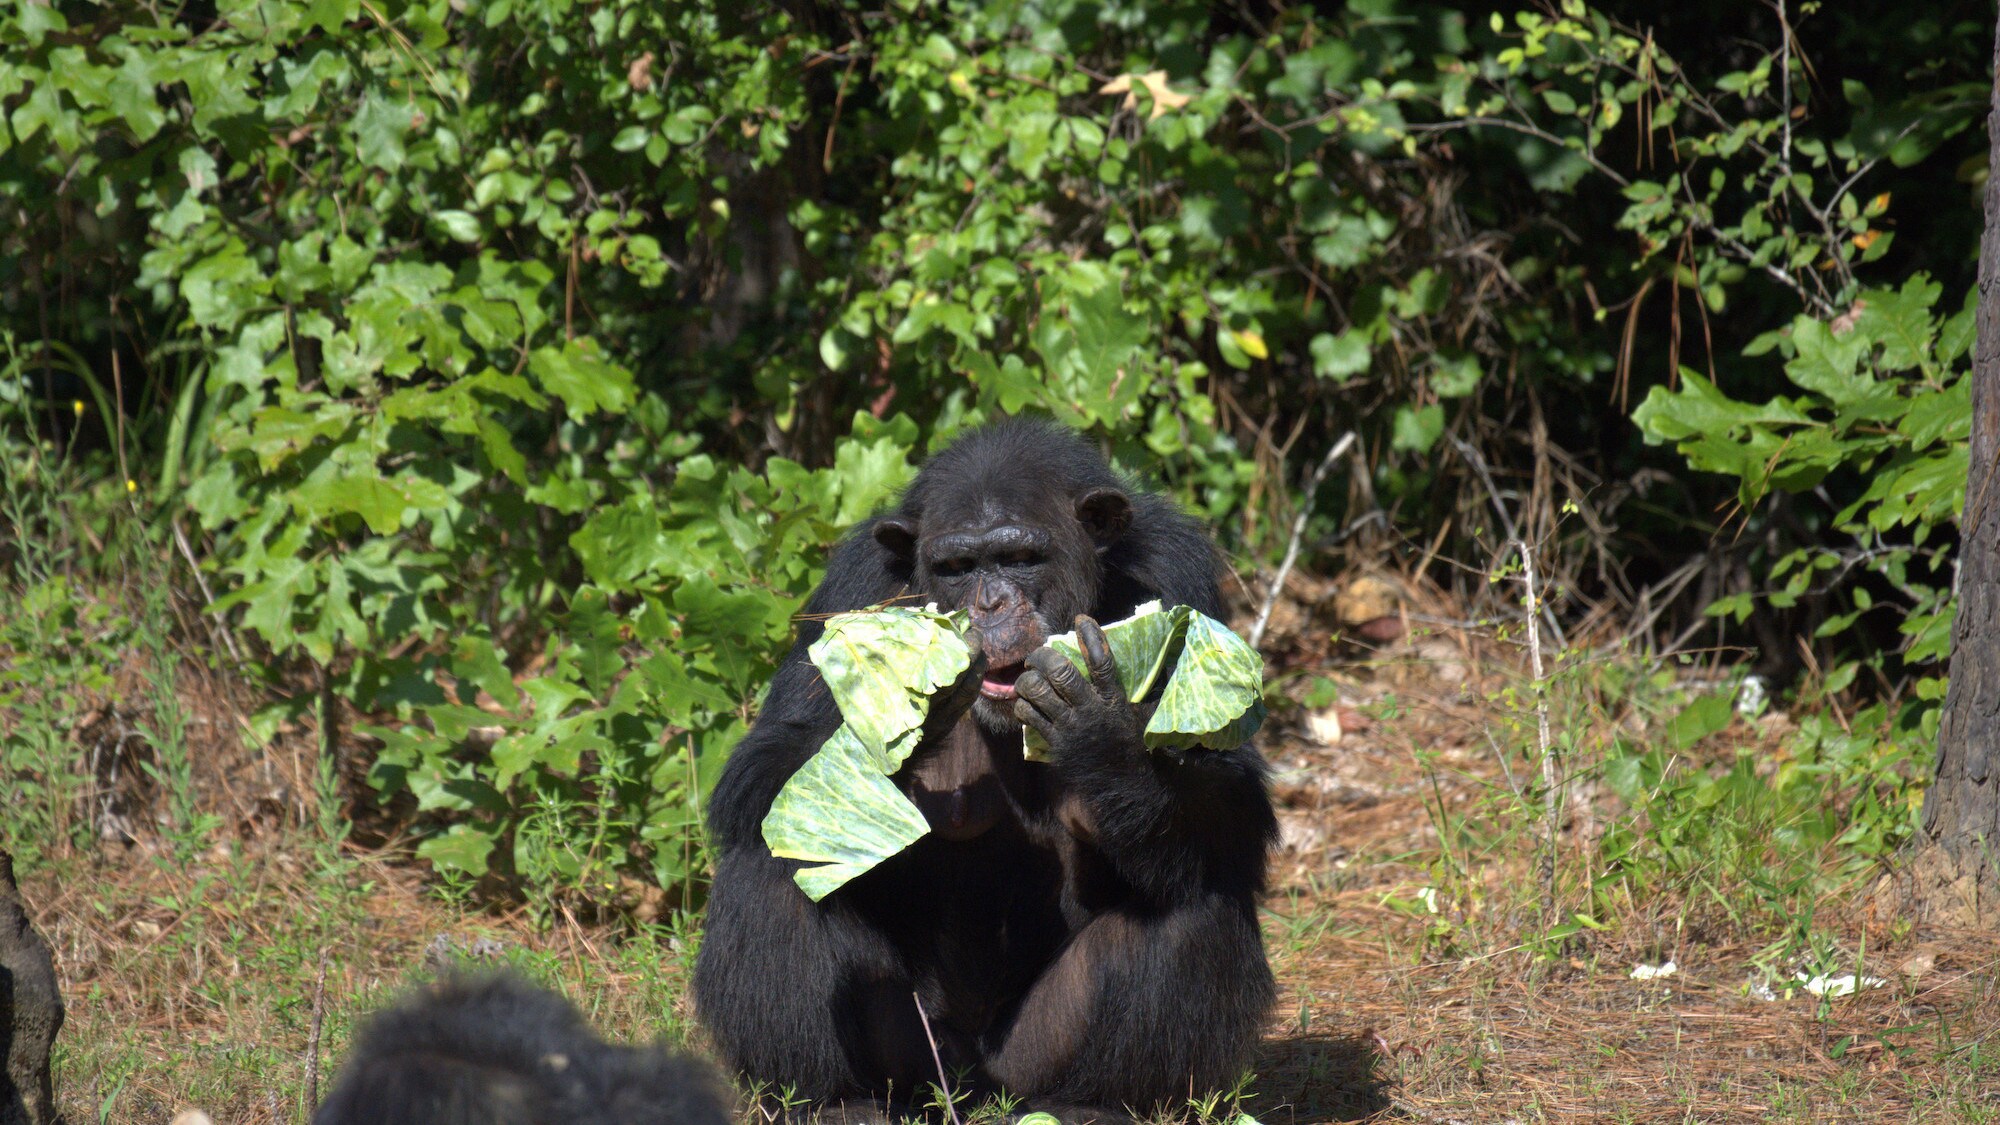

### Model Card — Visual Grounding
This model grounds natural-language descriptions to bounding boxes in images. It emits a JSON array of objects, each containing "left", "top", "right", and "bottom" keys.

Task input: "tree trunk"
[{"left": 1906, "top": 9, "right": 2000, "bottom": 927}]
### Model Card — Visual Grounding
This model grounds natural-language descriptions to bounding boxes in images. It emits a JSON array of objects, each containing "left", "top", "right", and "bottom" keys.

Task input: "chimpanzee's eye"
[
  {"left": 933, "top": 557, "right": 975, "bottom": 578},
  {"left": 1000, "top": 550, "right": 1042, "bottom": 568}
]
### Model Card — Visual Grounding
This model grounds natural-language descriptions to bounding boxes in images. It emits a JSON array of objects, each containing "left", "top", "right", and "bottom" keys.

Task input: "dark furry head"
[{"left": 312, "top": 974, "right": 731, "bottom": 1125}]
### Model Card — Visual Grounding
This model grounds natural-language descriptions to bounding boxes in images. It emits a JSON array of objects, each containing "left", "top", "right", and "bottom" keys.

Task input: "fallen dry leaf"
[{"left": 1099, "top": 70, "right": 1192, "bottom": 120}]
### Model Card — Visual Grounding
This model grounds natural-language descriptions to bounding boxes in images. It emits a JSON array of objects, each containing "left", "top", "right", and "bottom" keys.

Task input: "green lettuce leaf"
[
  {"left": 1144, "top": 611, "right": 1267, "bottom": 750},
  {"left": 761, "top": 724, "right": 932, "bottom": 900},
  {"left": 1043, "top": 599, "right": 1188, "bottom": 700},
  {"left": 1025, "top": 601, "right": 1266, "bottom": 759},
  {"left": 766, "top": 605, "right": 971, "bottom": 900},
  {"left": 808, "top": 605, "right": 973, "bottom": 764},
  {"left": 761, "top": 600, "right": 1264, "bottom": 900}
]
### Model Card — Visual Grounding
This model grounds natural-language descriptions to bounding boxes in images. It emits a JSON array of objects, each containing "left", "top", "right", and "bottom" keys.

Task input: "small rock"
[
  {"left": 170, "top": 1113, "right": 216, "bottom": 1125},
  {"left": 1305, "top": 708, "right": 1343, "bottom": 746},
  {"left": 1352, "top": 615, "right": 1404, "bottom": 643},
  {"left": 1413, "top": 639, "right": 1467, "bottom": 685},
  {"left": 1335, "top": 576, "right": 1399, "bottom": 626},
  {"left": 1898, "top": 950, "right": 1937, "bottom": 979},
  {"left": 1277, "top": 811, "right": 1328, "bottom": 855}
]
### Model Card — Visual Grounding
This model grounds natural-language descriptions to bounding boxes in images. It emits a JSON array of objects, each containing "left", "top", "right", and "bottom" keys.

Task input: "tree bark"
[{"left": 1907, "top": 8, "right": 2000, "bottom": 927}]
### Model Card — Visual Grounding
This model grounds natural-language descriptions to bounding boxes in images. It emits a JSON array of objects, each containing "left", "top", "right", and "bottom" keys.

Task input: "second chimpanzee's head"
[
  {"left": 312, "top": 974, "right": 731, "bottom": 1125},
  {"left": 872, "top": 420, "right": 1134, "bottom": 732}
]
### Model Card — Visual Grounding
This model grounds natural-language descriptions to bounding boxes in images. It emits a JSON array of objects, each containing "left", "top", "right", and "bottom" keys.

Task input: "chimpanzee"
[
  {"left": 694, "top": 420, "right": 1277, "bottom": 1120},
  {"left": 312, "top": 974, "right": 730, "bottom": 1125},
  {"left": 1, "top": 849, "right": 63, "bottom": 1125}
]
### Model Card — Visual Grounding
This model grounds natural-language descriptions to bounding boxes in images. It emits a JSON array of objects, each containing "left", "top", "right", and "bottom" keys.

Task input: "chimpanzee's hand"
[
  {"left": 1012, "top": 616, "right": 1143, "bottom": 763},
  {"left": 920, "top": 625, "right": 989, "bottom": 744}
]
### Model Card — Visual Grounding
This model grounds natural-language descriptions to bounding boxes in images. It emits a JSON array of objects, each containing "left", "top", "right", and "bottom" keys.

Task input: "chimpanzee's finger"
[
  {"left": 1075, "top": 617, "right": 1122, "bottom": 700},
  {"left": 1025, "top": 648, "right": 1093, "bottom": 707},
  {"left": 1013, "top": 698, "right": 1057, "bottom": 743},
  {"left": 923, "top": 640, "right": 987, "bottom": 740},
  {"left": 1014, "top": 667, "right": 1063, "bottom": 715}
]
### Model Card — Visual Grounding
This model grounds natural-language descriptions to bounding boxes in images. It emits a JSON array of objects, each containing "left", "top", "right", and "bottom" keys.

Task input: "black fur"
[
  {"left": 312, "top": 974, "right": 731, "bottom": 1125},
  {"left": 694, "top": 420, "right": 1277, "bottom": 1118},
  {"left": 1, "top": 849, "right": 62, "bottom": 1125}
]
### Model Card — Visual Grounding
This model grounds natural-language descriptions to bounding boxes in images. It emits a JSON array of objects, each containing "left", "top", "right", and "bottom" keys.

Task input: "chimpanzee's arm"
[{"left": 1013, "top": 620, "right": 1275, "bottom": 908}]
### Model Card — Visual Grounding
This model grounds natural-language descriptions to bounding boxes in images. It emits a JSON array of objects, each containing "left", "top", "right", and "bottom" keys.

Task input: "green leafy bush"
[{"left": 0, "top": 0, "right": 1980, "bottom": 904}]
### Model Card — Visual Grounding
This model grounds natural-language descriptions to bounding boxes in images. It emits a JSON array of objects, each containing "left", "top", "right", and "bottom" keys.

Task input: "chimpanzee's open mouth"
[{"left": 980, "top": 662, "right": 1025, "bottom": 700}]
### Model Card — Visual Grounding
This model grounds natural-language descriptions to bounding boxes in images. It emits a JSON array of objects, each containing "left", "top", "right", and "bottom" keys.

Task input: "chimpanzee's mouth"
[{"left": 980, "top": 662, "right": 1025, "bottom": 700}]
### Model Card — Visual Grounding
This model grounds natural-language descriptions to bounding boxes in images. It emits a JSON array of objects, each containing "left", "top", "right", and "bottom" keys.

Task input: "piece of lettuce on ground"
[
  {"left": 1026, "top": 601, "right": 1266, "bottom": 759},
  {"left": 761, "top": 605, "right": 971, "bottom": 900}
]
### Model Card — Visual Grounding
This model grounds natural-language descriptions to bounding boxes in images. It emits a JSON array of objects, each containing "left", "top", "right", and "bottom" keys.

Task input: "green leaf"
[
  {"left": 808, "top": 606, "right": 972, "bottom": 764},
  {"left": 528, "top": 340, "right": 636, "bottom": 417},
  {"left": 1854, "top": 275, "right": 1941, "bottom": 372},
  {"left": 106, "top": 49, "right": 165, "bottom": 141},
  {"left": 308, "top": 0, "right": 357, "bottom": 32},
  {"left": 353, "top": 92, "right": 412, "bottom": 171},
  {"left": 762, "top": 725, "right": 932, "bottom": 901},
  {"left": 1668, "top": 691, "right": 1734, "bottom": 749},
  {"left": 1046, "top": 601, "right": 1191, "bottom": 702},
  {"left": 1431, "top": 354, "right": 1481, "bottom": 398},
  {"left": 1391, "top": 403, "right": 1445, "bottom": 453},
  {"left": 1026, "top": 601, "right": 1266, "bottom": 758},
  {"left": 452, "top": 635, "right": 521, "bottom": 709},
  {"left": 1785, "top": 318, "right": 1870, "bottom": 404},
  {"left": 1145, "top": 612, "right": 1268, "bottom": 751},
  {"left": 1310, "top": 331, "right": 1371, "bottom": 381},
  {"left": 1633, "top": 370, "right": 1812, "bottom": 445},
  {"left": 295, "top": 471, "right": 409, "bottom": 534},
  {"left": 762, "top": 606, "right": 973, "bottom": 899},
  {"left": 1064, "top": 282, "right": 1149, "bottom": 390},
  {"left": 417, "top": 823, "right": 498, "bottom": 876},
  {"left": 434, "top": 209, "right": 481, "bottom": 243}
]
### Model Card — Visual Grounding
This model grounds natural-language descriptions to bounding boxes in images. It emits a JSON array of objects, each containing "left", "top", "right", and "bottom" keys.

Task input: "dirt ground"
[
  {"left": 1247, "top": 671, "right": 2000, "bottom": 1124},
  {"left": 14, "top": 626, "right": 2000, "bottom": 1125}
]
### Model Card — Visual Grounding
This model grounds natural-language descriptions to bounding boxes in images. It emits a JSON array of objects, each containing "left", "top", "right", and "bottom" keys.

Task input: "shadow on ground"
[{"left": 1252, "top": 1034, "right": 1389, "bottom": 1123}]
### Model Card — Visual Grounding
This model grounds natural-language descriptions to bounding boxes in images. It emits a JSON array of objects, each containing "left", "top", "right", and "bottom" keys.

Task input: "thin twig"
[
  {"left": 1449, "top": 436, "right": 1568, "bottom": 652},
  {"left": 1776, "top": 0, "right": 1792, "bottom": 169},
  {"left": 1514, "top": 537, "right": 1559, "bottom": 925},
  {"left": 910, "top": 992, "right": 962, "bottom": 1125},
  {"left": 171, "top": 518, "right": 243, "bottom": 663},
  {"left": 823, "top": 48, "right": 862, "bottom": 173},
  {"left": 305, "top": 949, "right": 330, "bottom": 1110},
  {"left": 1249, "top": 430, "right": 1358, "bottom": 650},
  {"left": 109, "top": 341, "right": 132, "bottom": 504}
]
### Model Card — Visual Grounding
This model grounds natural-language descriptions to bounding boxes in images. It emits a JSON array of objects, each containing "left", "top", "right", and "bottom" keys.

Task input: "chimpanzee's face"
[{"left": 875, "top": 487, "right": 1130, "bottom": 731}]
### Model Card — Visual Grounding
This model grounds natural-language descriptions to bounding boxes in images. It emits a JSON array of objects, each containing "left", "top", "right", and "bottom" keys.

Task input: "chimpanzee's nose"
[{"left": 974, "top": 578, "right": 1004, "bottom": 611}]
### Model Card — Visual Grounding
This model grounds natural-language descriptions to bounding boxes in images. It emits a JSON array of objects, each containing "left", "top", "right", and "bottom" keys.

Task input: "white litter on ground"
[{"left": 1795, "top": 971, "right": 1887, "bottom": 998}]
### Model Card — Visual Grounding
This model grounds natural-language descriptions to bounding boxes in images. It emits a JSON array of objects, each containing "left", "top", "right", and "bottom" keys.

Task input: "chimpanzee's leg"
[
  {"left": 693, "top": 849, "right": 949, "bottom": 1107},
  {"left": 984, "top": 894, "right": 1273, "bottom": 1114}
]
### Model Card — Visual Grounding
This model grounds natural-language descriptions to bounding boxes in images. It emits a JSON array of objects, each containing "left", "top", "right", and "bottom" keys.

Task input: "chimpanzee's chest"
[{"left": 855, "top": 816, "right": 1069, "bottom": 1031}]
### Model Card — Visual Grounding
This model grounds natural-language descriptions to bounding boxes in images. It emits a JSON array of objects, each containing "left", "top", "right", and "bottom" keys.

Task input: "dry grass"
[
  {"left": 10, "top": 623, "right": 2000, "bottom": 1124},
  {"left": 1250, "top": 644, "right": 2000, "bottom": 1124}
]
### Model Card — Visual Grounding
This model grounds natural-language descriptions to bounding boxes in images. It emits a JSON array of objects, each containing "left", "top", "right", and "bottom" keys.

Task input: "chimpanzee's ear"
[
  {"left": 873, "top": 517, "right": 918, "bottom": 562},
  {"left": 1075, "top": 488, "right": 1133, "bottom": 550}
]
